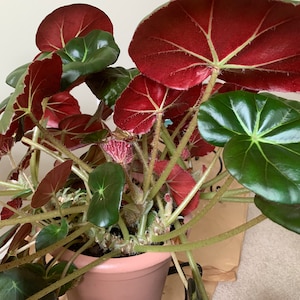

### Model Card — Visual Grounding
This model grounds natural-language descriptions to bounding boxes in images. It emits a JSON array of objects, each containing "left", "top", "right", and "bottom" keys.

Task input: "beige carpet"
[{"left": 213, "top": 204, "right": 300, "bottom": 300}]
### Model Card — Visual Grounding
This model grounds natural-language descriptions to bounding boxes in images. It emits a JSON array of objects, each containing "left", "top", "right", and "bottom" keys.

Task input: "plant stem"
[
  {"left": 153, "top": 174, "right": 234, "bottom": 243},
  {"left": 0, "top": 187, "right": 31, "bottom": 197},
  {"left": 149, "top": 111, "right": 198, "bottom": 199},
  {"left": 143, "top": 112, "right": 164, "bottom": 192},
  {"left": 186, "top": 247, "right": 208, "bottom": 300},
  {"left": 201, "top": 170, "right": 229, "bottom": 189},
  {"left": 0, "top": 223, "right": 92, "bottom": 272},
  {"left": 175, "top": 221, "right": 209, "bottom": 300},
  {"left": 166, "top": 148, "right": 223, "bottom": 226},
  {"left": 30, "top": 126, "right": 42, "bottom": 187},
  {"left": 0, "top": 205, "right": 88, "bottom": 229},
  {"left": 31, "top": 116, "right": 93, "bottom": 174},
  {"left": 171, "top": 253, "right": 188, "bottom": 289},
  {"left": 118, "top": 215, "right": 130, "bottom": 242},
  {"left": 134, "top": 214, "right": 266, "bottom": 253},
  {"left": 149, "top": 69, "right": 219, "bottom": 200},
  {"left": 56, "top": 238, "right": 95, "bottom": 296},
  {"left": 160, "top": 125, "right": 186, "bottom": 169},
  {"left": 22, "top": 136, "right": 89, "bottom": 182}
]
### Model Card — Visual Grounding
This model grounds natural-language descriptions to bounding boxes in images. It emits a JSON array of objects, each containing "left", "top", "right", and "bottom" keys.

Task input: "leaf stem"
[
  {"left": 0, "top": 205, "right": 88, "bottom": 229},
  {"left": 134, "top": 214, "right": 266, "bottom": 253},
  {"left": 149, "top": 69, "right": 219, "bottom": 200},
  {"left": 0, "top": 223, "right": 93, "bottom": 272},
  {"left": 155, "top": 173, "right": 233, "bottom": 242},
  {"left": 166, "top": 148, "right": 223, "bottom": 226}
]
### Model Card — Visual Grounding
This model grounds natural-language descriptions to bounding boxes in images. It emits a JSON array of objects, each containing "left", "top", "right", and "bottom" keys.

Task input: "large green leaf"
[
  {"left": 0, "top": 264, "right": 56, "bottom": 300},
  {"left": 255, "top": 195, "right": 300, "bottom": 234},
  {"left": 57, "top": 30, "right": 120, "bottom": 89},
  {"left": 87, "top": 162, "right": 125, "bottom": 227},
  {"left": 36, "top": 218, "right": 68, "bottom": 251},
  {"left": 198, "top": 91, "right": 300, "bottom": 204}
]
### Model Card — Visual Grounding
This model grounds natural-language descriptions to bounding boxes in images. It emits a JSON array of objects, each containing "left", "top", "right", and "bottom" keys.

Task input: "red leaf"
[
  {"left": 12, "top": 54, "right": 62, "bottom": 135},
  {"left": 36, "top": 4, "right": 113, "bottom": 52},
  {"left": 189, "top": 130, "right": 215, "bottom": 158},
  {"left": 57, "top": 114, "right": 105, "bottom": 149},
  {"left": 1, "top": 198, "right": 22, "bottom": 220},
  {"left": 113, "top": 75, "right": 203, "bottom": 134},
  {"left": 129, "top": 0, "right": 300, "bottom": 92},
  {"left": 8, "top": 223, "right": 32, "bottom": 252},
  {"left": 31, "top": 160, "right": 73, "bottom": 208},
  {"left": 8, "top": 149, "right": 33, "bottom": 181},
  {"left": 44, "top": 91, "right": 81, "bottom": 128},
  {"left": 0, "top": 134, "right": 13, "bottom": 158},
  {"left": 154, "top": 161, "right": 199, "bottom": 215}
]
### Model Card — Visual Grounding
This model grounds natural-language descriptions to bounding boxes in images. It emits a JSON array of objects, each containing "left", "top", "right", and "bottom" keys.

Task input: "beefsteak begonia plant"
[{"left": 0, "top": 0, "right": 300, "bottom": 299}]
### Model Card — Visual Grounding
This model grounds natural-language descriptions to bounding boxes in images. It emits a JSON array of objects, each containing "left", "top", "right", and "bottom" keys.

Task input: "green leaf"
[
  {"left": 5, "top": 63, "right": 30, "bottom": 88},
  {"left": 187, "top": 278, "right": 201, "bottom": 300},
  {"left": 36, "top": 218, "right": 68, "bottom": 251},
  {"left": 0, "top": 72, "right": 27, "bottom": 134},
  {"left": 87, "top": 162, "right": 125, "bottom": 227},
  {"left": 86, "top": 67, "right": 139, "bottom": 107},
  {"left": 57, "top": 30, "right": 120, "bottom": 90},
  {"left": 0, "top": 225, "right": 19, "bottom": 248},
  {"left": 198, "top": 91, "right": 300, "bottom": 204},
  {"left": 46, "top": 261, "right": 77, "bottom": 296},
  {"left": 82, "top": 128, "right": 108, "bottom": 144},
  {"left": 255, "top": 195, "right": 300, "bottom": 234},
  {"left": 0, "top": 264, "right": 56, "bottom": 300}
]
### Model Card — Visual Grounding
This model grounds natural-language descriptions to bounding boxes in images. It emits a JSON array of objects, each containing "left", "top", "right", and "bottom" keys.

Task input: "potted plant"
[{"left": 0, "top": 0, "right": 299, "bottom": 299}]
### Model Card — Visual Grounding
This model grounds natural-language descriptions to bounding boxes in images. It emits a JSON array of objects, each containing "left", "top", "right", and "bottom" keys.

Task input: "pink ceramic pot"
[{"left": 61, "top": 250, "right": 171, "bottom": 300}]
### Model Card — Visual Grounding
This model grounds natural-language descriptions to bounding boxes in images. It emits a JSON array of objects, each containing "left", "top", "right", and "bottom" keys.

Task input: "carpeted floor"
[{"left": 213, "top": 204, "right": 300, "bottom": 300}]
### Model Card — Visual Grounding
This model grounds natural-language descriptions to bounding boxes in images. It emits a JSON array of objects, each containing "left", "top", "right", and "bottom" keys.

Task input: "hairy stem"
[{"left": 134, "top": 214, "right": 266, "bottom": 253}]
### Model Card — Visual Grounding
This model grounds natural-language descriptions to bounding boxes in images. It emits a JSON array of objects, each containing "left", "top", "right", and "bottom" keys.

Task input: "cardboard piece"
[
  {"left": 162, "top": 151, "right": 249, "bottom": 299},
  {"left": 163, "top": 201, "right": 248, "bottom": 299}
]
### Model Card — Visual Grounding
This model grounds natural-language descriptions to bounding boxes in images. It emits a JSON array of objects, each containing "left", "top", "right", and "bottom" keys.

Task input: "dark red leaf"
[
  {"left": 8, "top": 223, "right": 32, "bottom": 252},
  {"left": 56, "top": 114, "right": 105, "bottom": 149},
  {"left": 1, "top": 198, "right": 23, "bottom": 220},
  {"left": 189, "top": 130, "right": 215, "bottom": 158},
  {"left": 154, "top": 160, "right": 199, "bottom": 215},
  {"left": 36, "top": 4, "right": 113, "bottom": 52},
  {"left": 0, "top": 134, "right": 13, "bottom": 158},
  {"left": 31, "top": 160, "right": 73, "bottom": 208},
  {"left": 12, "top": 54, "right": 62, "bottom": 135},
  {"left": 113, "top": 75, "right": 203, "bottom": 134},
  {"left": 8, "top": 149, "right": 33, "bottom": 181},
  {"left": 44, "top": 91, "right": 81, "bottom": 128},
  {"left": 129, "top": 0, "right": 300, "bottom": 92}
]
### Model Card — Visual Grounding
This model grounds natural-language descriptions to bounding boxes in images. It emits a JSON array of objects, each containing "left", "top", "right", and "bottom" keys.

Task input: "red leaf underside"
[
  {"left": 45, "top": 91, "right": 81, "bottom": 128},
  {"left": 13, "top": 54, "right": 62, "bottom": 134},
  {"left": 1, "top": 198, "right": 23, "bottom": 220},
  {"left": 154, "top": 160, "right": 199, "bottom": 215},
  {"left": 114, "top": 75, "right": 203, "bottom": 134}
]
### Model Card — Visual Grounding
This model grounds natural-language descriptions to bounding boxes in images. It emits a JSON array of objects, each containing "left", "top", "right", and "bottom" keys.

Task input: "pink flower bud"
[{"left": 102, "top": 138, "right": 133, "bottom": 165}]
